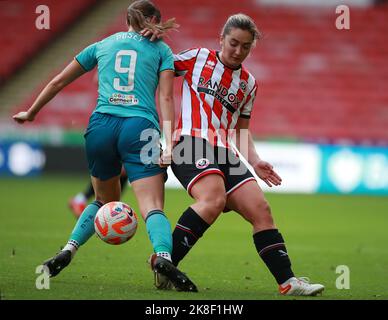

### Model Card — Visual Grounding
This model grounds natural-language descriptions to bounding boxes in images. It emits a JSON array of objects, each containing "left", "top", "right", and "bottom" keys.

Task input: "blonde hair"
[
  {"left": 221, "top": 13, "right": 262, "bottom": 42},
  {"left": 127, "top": 0, "right": 178, "bottom": 33}
]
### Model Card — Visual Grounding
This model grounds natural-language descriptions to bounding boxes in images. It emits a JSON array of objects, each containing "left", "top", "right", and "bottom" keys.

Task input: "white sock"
[
  {"left": 156, "top": 251, "right": 172, "bottom": 262},
  {"left": 63, "top": 240, "right": 79, "bottom": 259},
  {"left": 74, "top": 193, "right": 87, "bottom": 203}
]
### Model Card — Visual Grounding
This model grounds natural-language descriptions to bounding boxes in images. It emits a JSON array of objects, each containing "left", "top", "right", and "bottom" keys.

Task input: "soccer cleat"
[
  {"left": 147, "top": 254, "right": 174, "bottom": 290},
  {"left": 279, "top": 277, "right": 325, "bottom": 296},
  {"left": 154, "top": 271, "right": 174, "bottom": 290},
  {"left": 68, "top": 197, "right": 86, "bottom": 219},
  {"left": 148, "top": 254, "right": 198, "bottom": 292},
  {"left": 43, "top": 250, "right": 72, "bottom": 278}
]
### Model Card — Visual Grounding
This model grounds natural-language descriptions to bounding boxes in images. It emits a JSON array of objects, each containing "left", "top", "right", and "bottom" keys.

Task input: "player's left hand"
[
  {"left": 253, "top": 160, "right": 282, "bottom": 187},
  {"left": 159, "top": 149, "right": 172, "bottom": 168},
  {"left": 12, "top": 111, "right": 35, "bottom": 124}
]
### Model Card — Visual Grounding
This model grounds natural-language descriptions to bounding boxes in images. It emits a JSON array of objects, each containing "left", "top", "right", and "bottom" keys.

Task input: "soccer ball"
[{"left": 94, "top": 201, "right": 138, "bottom": 245}]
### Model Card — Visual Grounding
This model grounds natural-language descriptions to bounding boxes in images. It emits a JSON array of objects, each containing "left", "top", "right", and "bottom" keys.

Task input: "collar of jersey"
[{"left": 216, "top": 51, "right": 242, "bottom": 71}]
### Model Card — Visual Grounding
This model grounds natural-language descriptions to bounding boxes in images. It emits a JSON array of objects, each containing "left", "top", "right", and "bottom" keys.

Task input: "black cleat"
[
  {"left": 149, "top": 254, "right": 198, "bottom": 292},
  {"left": 43, "top": 250, "right": 72, "bottom": 278}
]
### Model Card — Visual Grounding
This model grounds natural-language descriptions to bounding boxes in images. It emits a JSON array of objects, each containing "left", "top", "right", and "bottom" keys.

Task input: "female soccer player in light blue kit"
[{"left": 13, "top": 0, "right": 197, "bottom": 292}]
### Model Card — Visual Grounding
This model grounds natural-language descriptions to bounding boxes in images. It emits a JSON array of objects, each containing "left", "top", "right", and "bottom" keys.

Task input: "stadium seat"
[{"left": 0, "top": 0, "right": 97, "bottom": 83}]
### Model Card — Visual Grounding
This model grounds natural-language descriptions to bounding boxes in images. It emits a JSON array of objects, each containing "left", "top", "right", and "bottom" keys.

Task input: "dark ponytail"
[{"left": 127, "top": 0, "right": 178, "bottom": 34}]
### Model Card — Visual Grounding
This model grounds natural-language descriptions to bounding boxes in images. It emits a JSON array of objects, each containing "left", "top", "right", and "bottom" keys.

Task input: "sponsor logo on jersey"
[
  {"left": 109, "top": 93, "right": 139, "bottom": 105},
  {"left": 198, "top": 77, "right": 243, "bottom": 113},
  {"left": 195, "top": 158, "right": 210, "bottom": 169}
]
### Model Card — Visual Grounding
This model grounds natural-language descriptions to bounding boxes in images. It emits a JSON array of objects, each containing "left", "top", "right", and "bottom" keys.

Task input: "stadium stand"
[
  {"left": 0, "top": 0, "right": 98, "bottom": 83},
  {"left": 9, "top": 0, "right": 388, "bottom": 144}
]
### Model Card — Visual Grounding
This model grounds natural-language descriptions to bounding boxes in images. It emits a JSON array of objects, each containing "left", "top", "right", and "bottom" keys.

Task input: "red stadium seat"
[{"left": 0, "top": 0, "right": 97, "bottom": 82}]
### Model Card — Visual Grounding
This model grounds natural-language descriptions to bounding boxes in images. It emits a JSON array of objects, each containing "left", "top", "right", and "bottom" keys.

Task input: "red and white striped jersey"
[{"left": 174, "top": 47, "right": 258, "bottom": 149}]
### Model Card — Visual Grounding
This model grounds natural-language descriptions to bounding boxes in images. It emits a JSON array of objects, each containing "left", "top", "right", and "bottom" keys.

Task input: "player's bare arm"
[
  {"left": 13, "top": 60, "right": 86, "bottom": 124},
  {"left": 158, "top": 69, "right": 175, "bottom": 167}
]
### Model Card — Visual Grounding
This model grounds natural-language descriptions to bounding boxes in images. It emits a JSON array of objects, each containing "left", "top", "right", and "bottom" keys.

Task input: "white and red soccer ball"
[{"left": 94, "top": 201, "right": 138, "bottom": 245}]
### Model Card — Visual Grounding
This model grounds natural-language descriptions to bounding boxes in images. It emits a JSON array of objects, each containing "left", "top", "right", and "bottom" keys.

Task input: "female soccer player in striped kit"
[
  {"left": 151, "top": 13, "right": 324, "bottom": 296},
  {"left": 13, "top": 0, "right": 197, "bottom": 292}
]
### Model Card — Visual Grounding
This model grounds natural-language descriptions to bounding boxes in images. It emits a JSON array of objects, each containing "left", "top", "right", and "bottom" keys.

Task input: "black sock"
[
  {"left": 83, "top": 181, "right": 95, "bottom": 199},
  {"left": 253, "top": 229, "right": 295, "bottom": 284},
  {"left": 119, "top": 174, "right": 128, "bottom": 194},
  {"left": 172, "top": 207, "right": 210, "bottom": 266}
]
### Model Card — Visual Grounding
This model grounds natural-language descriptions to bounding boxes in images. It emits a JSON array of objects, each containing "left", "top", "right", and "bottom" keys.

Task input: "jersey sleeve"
[
  {"left": 173, "top": 48, "right": 200, "bottom": 76},
  {"left": 158, "top": 43, "right": 174, "bottom": 73},
  {"left": 240, "top": 82, "right": 258, "bottom": 119},
  {"left": 75, "top": 42, "right": 98, "bottom": 72}
]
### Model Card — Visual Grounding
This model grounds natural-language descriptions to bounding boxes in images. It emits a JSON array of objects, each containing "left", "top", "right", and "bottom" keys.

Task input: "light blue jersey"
[{"left": 75, "top": 31, "right": 174, "bottom": 130}]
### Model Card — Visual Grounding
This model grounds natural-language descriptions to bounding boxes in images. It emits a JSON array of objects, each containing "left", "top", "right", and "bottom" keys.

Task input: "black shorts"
[{"left": 171, "top": 135, "right": 257, "bottom": 197}]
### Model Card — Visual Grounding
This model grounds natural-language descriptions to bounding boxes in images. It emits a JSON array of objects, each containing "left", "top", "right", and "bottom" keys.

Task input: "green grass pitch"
[{"left": 1, "top": 174, "right": 387, "bottom": 300}]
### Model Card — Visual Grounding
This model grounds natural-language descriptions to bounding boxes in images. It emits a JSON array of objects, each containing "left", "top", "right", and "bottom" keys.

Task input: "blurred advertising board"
[
  {"left": 167, "top": 142, "right": 388, "bottom": 195},
  {"left": 0, "top": 141, "right": 45, "bottom": 177},
  {"left": 251, "top": 142, "right": 388, "bottom": 195},
  {"left": 319, "top": 145, "right": 388, "bottom": 195}
]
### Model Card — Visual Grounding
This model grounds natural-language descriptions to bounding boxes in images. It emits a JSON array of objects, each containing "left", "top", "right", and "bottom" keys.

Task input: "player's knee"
[
  {"left": 254, "top": 200, "right": 274, "bottom": 227},
  {"left": 258, "top": 199, "right": 271, "bottom": 215},
  {"left": 201, "top": 195, "right": 226, "bottom": 221},
  {"left": 214, "top": 195, "right": 227, "bottom": 213}
]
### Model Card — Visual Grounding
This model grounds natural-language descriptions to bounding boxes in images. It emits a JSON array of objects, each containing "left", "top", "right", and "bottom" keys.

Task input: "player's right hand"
[
  {"left": 159, "top": 148, "right": 172, "bottom": 168},
  {"left": 140, "top": 16, "right": 165, "bottom": 41},
  {"left": 12, "top": 111, "right": 35, "bottom": 124},
  {"left": 140, "top": 28, "right": 164, "bottom": 41}
]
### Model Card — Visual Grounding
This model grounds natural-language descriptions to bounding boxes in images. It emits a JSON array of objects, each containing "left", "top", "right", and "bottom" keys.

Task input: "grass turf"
[{"left": 0, "top": 174, "right": 387, "bottom": 300}]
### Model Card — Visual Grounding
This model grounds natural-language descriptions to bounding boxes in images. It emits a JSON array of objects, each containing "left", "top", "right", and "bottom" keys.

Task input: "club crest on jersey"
[
  {"left": 239, "top": 80, "right": 248, "bottom": 92},
  {"left": 195, "top": 158, "right": 210, "bottom": 169}
]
